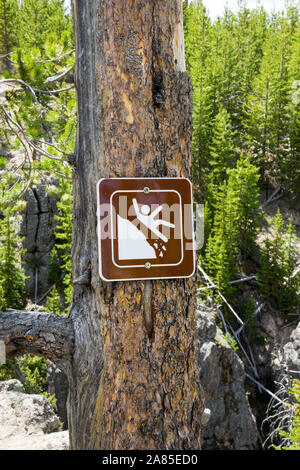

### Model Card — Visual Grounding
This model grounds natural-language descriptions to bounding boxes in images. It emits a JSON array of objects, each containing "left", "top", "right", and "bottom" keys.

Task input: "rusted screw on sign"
[{"left": 143, "top": 187, "right": 150, "bottom": 194}]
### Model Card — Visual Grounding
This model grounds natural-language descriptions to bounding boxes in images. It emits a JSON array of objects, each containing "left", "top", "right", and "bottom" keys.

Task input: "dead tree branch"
[
  {"left": 0, "top": 104, "right": 69, "bottom": 165},
  {"left": 198, "top": 265, "right": 244, "bottom": 326},
  {"left": 261, "top": 186, "right": 282, "bottom": 207},
  {"left": 0, "top": 78, "right": 74, "bottom": 100},
  {"left": 36, "top": 49, "right": 75, "bottom": 64},
  {"left": 228, "top": 275, "right": 257, "bottom": 285},
  {"left": 33, "top": 84, "right": 75, "bottom": 96},
  {"left": 0, "top": 51, "right": 17, "bottom": 60},
  {"left": 45, "top": 66, "right": 73, "bottom": 84},
  {"left": 0, "top": 78, "right": 40, "bottom": 105},
  {"left": 0, "top": 310, "right": 74, "bottom": 373}
]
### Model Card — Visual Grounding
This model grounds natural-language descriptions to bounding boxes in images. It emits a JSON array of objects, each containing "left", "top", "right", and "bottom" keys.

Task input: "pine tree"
[
  {"left": 206, "top": 106, "right": 236, "bottom": 199},
  {"left": 227, "top": 154, "right": 261, "bottom": 257},
  {"left": 258, "top": 211, "right": 300, "bottom": 313},
  {"left": 244, "top": 28, "right": 274, "bottom": 184},
  {"left": 0, "top": 0, "right": 19, "bottom": 70},
  {"left": 54, "top": 191, "right": 73, "bottom": 308},
  {"left": 183, "top": 1, "right": 213, "bottom": 199},
  {"left": 45, "top": 285, "right": 62, "bottom": 315},
  {"left": 203, "top": 180, "right": 240, "bottom": 298},
  {"left": 244, "top": 11, "right": 298, "bottom": 195},
  {"left": 230, "top": 2, "right": 267, "bottom": 118},
  {"left": 287, "top": 24, "right": 300, "bottom": 198},
  {"left": 46, "top": 0, "right": 69, "bottom": 42},
  {"left": 17, "top": 0, "right": 72, "bottom": 52},
  {"left": 184, "top": 1, "right": 268, "bottom": 200},
  {"left": 46, "top": 163, "right": 73, "bottom": 311},
  {"left": 0, "top": 174, "right": 27, "bottom": 310},
  {"left": 203, "top": 155, "right": 260, "bottom": 298},
  {"left": 18, "top": 0, "right": 53, "bottom": 51}
]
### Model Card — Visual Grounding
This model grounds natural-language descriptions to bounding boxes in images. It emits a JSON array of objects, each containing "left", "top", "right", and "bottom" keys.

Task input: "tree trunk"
[
  {"left": 0, "top": 0, "right": 204, "bottom": 450},
  {"left": 69, "top": 0, "right": 203, "bottom": 450}
]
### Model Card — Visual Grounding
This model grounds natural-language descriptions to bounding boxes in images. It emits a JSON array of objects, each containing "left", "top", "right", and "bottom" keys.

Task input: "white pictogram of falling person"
[{"left": 133, "top": 198, "right": 175, "bottom": 243}]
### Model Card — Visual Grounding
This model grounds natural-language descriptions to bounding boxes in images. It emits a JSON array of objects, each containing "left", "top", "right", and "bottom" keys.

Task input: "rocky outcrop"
[
  {"left": 197, "top": 305, "right": 259, "bottom": 450},
  {"left": 46, "top": 360, "right": 69, "bottom": 429},
  {"left": 0, "top": 379, "right": 61, "bottom": 440},
  {"left": 0, "top": 379, "right": 25, "bottom": 393},
  {"left": 0, "top": 152, "right": 59, "bottom": 303},
  {"left": 283, "top": 321, "right": 300, "bottom": 377},
  {"left": 246, "top": 308, "right": 299, "bottom": 385},
  {"left": 20, "top": 183, "right": 58, "bottom": 301}
]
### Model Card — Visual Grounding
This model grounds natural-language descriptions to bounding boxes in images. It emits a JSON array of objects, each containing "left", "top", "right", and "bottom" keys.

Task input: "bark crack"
[
  {"left": 151, "top": 3, "right": 165, "bottom": 111},
  {"left": 32, "top": 188, "right": 42, "bottom": 245}
]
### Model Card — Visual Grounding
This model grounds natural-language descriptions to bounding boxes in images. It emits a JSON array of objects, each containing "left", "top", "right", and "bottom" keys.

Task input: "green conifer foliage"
[
  {"left": 0, "top": 173, "right": 27, "bottom": 310},
  {"left": 18, "top": 0, "right": 54, "bottom": 50},
  {"left": 287, "top": 25, "right": 300, "bottom": 197},
  {"left": 43, "top": 161, "right": 73, "bottom": 311},
  {"left": 206, "top": 106, "right": 236, "bottom": 200},
  {"left": 258, "top": 210, "right": 300, "bottom": 313},
  {"left": 0, "top": 0, "right": 74, "bottom": 402},
  {"left": 0, "top": 0, "right": 75, "bottom": 312},
  {"left": 227, "top": 154, "right": 261, "bottom": 256},
  {"left": 45, "top": 285, "right": 62, "bottom": 315},
  {"left": 244, "top": 9, "right": 299, "bottom": 194},
  {"left": 277, "top": 380, "right": 300, "bottom": 450},
  {"left": 54, "top": 186, "right": 73, "bottom": 308},
  {"left": 203, "top": 180, "right": 239, "bottom": 298},
  {"left": 184, "top": 1, "right": 213, "bottom": 199},
  {"left": 0, "top": 0, "right": 19, "bottom": 68},
  {"left": 184, "top": 3, "right": 299, "bottom": 201},
  {"left": 203, "top": 155, "right": 260, "bottom": 298},
  {"left": 17, "top": 0, "right": 73, "bottom": 52}
]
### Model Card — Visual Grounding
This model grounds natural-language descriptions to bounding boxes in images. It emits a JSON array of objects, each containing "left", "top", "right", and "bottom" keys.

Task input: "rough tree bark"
[
  {"left": 0, "top": 310, "right": 74, "bottom": 373},
  {"left": 0, "top": 0, "right": 204, "bottom": 450}
]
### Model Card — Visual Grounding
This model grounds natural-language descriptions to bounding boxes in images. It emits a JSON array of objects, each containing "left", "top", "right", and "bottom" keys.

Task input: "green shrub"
[
  {"left": 258, "top": 211, "right": 300, "bottom": 314},
  {"left": 277, "top": 380, "right": 300, "bottom": 450}
]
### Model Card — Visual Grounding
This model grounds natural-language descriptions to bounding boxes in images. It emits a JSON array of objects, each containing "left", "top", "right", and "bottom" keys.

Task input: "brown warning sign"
[{"left": 97, "top": 178, "right": 195, "bottom": 281}]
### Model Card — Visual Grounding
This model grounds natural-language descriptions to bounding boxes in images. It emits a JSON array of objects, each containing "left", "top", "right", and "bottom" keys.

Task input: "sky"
[{"left": 200, "top": 0, "right": 290, "bottom": 20}]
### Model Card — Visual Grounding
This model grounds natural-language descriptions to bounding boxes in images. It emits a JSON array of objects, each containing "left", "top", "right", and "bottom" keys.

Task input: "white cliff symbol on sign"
[{"left": 117, "top": 198, "right": 175, "bottom": 261}]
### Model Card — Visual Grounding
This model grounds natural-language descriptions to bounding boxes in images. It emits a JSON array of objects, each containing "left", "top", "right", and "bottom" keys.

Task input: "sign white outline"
[
  {"left": 97, "top": 178, "right": 196, "bottom": 282},
  {"left": 110, "top": 189, "right": 184, "bottom": 269}
]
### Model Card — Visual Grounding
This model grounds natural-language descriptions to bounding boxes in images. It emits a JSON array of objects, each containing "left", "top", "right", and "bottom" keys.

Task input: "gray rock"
[
  {"left": 0, "top": 382, "right": 61, "bottom": 439},
  {"left": 247, "top": 307, "right": 298, "bottom": 384},
  {"left": 283, "top": 321, "right": 300, "bottom": 377},
  {"left": 0, "top": 431, "right": 69, "bottom": 450},
  {"left": 0, "top": 379, "right": 25, "bottom": 393},
  {"left": 46, "top": 360, "right": 69, "bottom": 430},
  {"left": 201, "top": 408, "right": 211, "bottom": 427},
  {"left": 196, "top": 306, "right": 217, "bottom": 339},
  {"left": 197, "top": 306, "right": 259, "bottom": 450},
  {"left": 260, "top": 311, "right": 278, "bottom": 339},
  {"left": 20, "top": 182, "right": 59, "bottom": 300}
]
